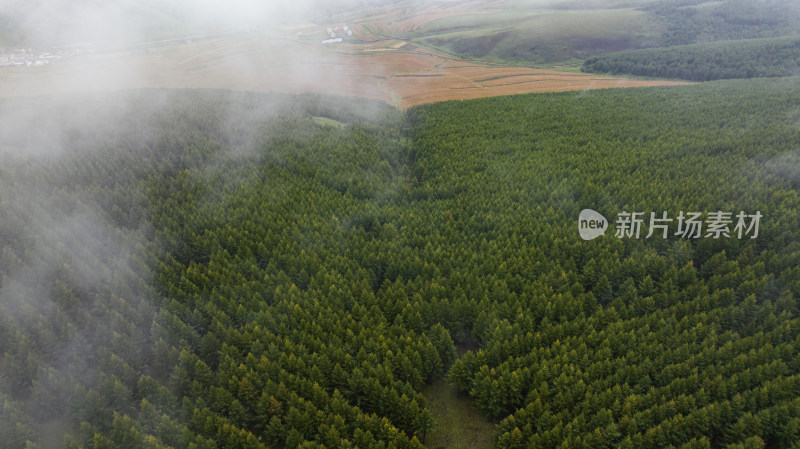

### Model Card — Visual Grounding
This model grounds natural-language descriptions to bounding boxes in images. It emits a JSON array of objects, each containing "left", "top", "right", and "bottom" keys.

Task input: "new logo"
[{"left": 578, "top": 209, "right": 608, "bottom": 240}]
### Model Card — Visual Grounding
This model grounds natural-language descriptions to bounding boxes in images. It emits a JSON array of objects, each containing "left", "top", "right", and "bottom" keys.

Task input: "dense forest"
[
  {"left": 411, "top": 79, "right": 800, "bottom": 448},
  {"left": 581, "top": 36, "right": 800, "bottom": 81},
  {"left": 1, "top": 77, "right": 800, "bottom": 449}
]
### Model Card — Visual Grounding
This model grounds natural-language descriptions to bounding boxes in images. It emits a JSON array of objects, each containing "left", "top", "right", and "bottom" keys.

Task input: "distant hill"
[
  {"left": 355, "top": 0, "right": 800, "bottom": 65},
  {"left": 7, "top": 0, "right": 800, "bottom": 62}
]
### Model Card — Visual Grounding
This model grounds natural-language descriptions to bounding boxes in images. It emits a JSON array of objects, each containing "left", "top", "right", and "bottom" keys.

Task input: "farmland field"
[{"left": 0, "top": 32, "right": 686, "bottom": 108}]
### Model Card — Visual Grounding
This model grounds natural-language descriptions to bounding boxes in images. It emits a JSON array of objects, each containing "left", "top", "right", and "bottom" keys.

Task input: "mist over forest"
[{"left": 1, "top": 1, "right": 799, "bottom": 449}]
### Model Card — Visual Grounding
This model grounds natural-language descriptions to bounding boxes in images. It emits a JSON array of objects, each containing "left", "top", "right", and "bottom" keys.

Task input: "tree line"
[{"left": 582, "top": 36, "right": 800, "bottom": 81}]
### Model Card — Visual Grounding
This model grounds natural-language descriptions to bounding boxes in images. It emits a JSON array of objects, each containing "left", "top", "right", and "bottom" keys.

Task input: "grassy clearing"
[
  {"left": 311, "top": 116, "right": 346, "bottom": 128},
  {"left": 422, "top": 378, "right": 495, "bottom": 449},
  {"left": 540, "top": 63, "right": 584, "bottom": 72}
]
